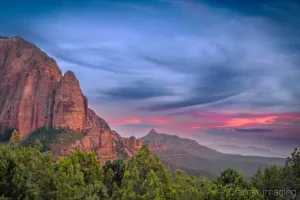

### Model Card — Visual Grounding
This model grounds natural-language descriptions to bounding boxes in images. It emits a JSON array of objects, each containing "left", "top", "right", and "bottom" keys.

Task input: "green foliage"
[
  {"left": 59, "top": 149, "right": 103, "bottom": 183},
  {"left": 0, "top": 143, "right": 57, "bottom": 199},
  {"left": 213, "top": 168, "right": 263, "bottom": 200},
  {"left": 103, "top": 159, "right": 126, "bottom": 187},
  {"left": 173, "top": 169, "right": 212, "bottom": 200},
  {"left": 250, "top": 149, "right": 300, "bottom": 199},
  {"left": 22, "top": 127, "right": 83, "bottom": 152},
  {"left": 114, "top": 140, "right": 129, "bottom": 159},
  {"left": 115, "top": 145, "right": 176, "bottom": 200},
  {"left": 12, "top": 129, "right": 20, "bottom": 144},
  {"left": 217, "top": 168, "right": 245, "bottom": 186},
  {"left": 0, "top": 142, "right": 299, "bottom": 200}
]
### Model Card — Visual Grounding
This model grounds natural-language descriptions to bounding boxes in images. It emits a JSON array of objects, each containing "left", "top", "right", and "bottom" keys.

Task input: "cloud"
[
  {"left": 205, "top": 128, "right": 234, "bottom": 136},
  {"left": 2, "top": 1, "right": 299, "bottom": 114},
  {"left": 119, "top": 123, "right": 157, "bottom": 129},
  {"left": 135, "top": 22, "right": 299, "bottom": 111},
  {"left": 140, "top": 59, "right": 249, "bottom": 110},
  {"left": 112, "top": 119, "right": 141, "bottom": 126},
  {"left": 100, "top": 80, "right": 174, "bottom": 100},
  {"left": 143, "top": 92, "right": 243, "bottom": 111},
  {"left": 235, "top": 128, "right": 273, "bottom": 133}
]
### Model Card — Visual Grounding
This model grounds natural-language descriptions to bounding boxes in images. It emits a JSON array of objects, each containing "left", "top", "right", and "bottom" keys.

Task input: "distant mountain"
[
  {"left": 140, "top": 129, "right": 285, "bottom": 178},
  {"left": 214, "top": 144, "right": 275, "bottom": 157},
  {"left": 141, "top": 129, "right": 222, "bottom": 159}
]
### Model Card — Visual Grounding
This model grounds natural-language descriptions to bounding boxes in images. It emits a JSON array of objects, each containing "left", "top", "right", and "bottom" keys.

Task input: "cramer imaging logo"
[{"left": 231, "top": 188, "right": 297, "bottom": 198}]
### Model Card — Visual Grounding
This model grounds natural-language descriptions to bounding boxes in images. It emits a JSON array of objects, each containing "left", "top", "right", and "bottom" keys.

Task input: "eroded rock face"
[
  {"left": 0, "top": 36, "right": 62, "bottom": 138},
  {"left": 0, "top": 36, "right": 143, "bottom": 161},
  {"left": 86, "top": 108, "right": 111, "bottom": 132},
  {"left": 58, "top": 128, "right": 117, "bottom": 163},
  {"left": 147, "top": 141, "right": 168, "bottom": 151},
  {"left": 122, "top": 136, "right": 143, "bottom": 156},
  {"left": 52, "top": 71, "right": 87, "bottom": 131}
]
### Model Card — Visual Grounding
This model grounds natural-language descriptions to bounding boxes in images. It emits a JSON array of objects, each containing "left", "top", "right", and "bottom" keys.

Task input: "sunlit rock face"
[
  {"left": 52, "top": 70, "right": 87, "bottom": 131},
  {"left": 0, "top": 36, "right": 62, "bottom": 138},
  {"left": 0, "top": 36, "right": 143, "bottom": 161}
]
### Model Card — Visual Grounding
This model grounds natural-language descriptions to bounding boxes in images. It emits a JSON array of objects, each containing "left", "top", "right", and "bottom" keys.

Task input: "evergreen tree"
[{"left": 116, "top": 145, "right": 176, "bottom": 200}]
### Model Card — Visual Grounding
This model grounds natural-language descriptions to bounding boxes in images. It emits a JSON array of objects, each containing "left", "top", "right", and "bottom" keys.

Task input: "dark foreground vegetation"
[{"left": 0, "top": 131, "right": 299, "bottom": 200}]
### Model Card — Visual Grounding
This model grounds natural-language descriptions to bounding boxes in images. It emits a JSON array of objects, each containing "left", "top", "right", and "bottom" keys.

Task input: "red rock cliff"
[
  {"left": 0, "top": 36, "right": 143, "bottom": 160},
  {"left": 0, "top": 36, "right": 62, "bottom": 138},
  {"left": 52, "top": 70, "right": 87, "bottom": 131}
]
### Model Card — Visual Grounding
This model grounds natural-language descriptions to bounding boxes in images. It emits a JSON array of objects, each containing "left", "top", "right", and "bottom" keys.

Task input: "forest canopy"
[{"left": 0, "top": 137, "right": 299, "bottom": 200}]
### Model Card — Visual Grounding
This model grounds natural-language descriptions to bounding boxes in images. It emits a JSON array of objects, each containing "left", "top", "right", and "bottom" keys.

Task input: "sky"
[{"left": 0, "top": 0, "right": 299, "bottom": 157}]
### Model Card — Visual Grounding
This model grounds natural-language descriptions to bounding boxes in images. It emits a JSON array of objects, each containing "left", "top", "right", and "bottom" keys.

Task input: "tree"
[
  {"left": 0, "top": 144, "right": 57, "bottom": 199},
  {"left": 213, "top": 168, "right": 263, "bottom": 200},
  {"left": 12, "top": 129, "right": 20, "bottom": 144},
  {"left": 104, "top": 168, "right": 115, "bottom": 196},
  {"left": 116, "top": 145, "right": 176, "bottom": 200},
  {"left": 173, "top": 169, "right": 209, "bottom": 200},
  {"left": 217, "top": 168, "right": 245, "bottom": 186},
  {"left": 58, "top": 149, "right": 103, "bottom": 184},
  {"left": 283, "top": 148, "right": 300, "bottom": 199},
  {"left": 33, "top": 139, "right": 43, "bottom": 151},
  {"left": 103, "top": 159, "right": 125, "bottom": 187}
]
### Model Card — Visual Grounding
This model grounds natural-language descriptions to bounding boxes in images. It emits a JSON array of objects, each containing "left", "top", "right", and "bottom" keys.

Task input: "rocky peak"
[
  {"left": 62, "top": 70, "right": 79, "bottom": 84},
  {"left": 149, "top": 128, "right": 158, "bottom": 135},
  {"left": 52, "top": 70, "right": 87, "bottom": 131}
]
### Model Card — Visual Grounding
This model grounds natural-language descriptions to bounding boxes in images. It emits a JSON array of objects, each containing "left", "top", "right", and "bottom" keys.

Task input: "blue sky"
[{"left": 1, "top": 0, "right": 299, "bottom": 156}]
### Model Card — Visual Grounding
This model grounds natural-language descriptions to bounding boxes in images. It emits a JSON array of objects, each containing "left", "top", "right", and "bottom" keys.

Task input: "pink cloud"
[
  {"left": 112, "top": 119, "right": 141, "bottom": 125},
  {"left": 152, "top": 118, "right": 170, "bottom": 124}
]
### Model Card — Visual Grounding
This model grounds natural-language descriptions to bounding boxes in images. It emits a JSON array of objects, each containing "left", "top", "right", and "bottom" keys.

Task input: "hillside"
[
  {"left": 140, "top": 129, "right": 285, "bottom": 177},
  {"left": 141, "top": 129, "right": 222, "bottom": 159}
]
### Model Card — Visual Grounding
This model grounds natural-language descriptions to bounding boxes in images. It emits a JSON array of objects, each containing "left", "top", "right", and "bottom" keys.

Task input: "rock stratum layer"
[{"left": 0, "top": 36, "right": 142, "bottom": 162}]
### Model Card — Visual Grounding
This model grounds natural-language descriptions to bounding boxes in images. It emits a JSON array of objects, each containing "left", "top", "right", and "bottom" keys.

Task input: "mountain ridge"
[
  {"left": 140, "top": 129, "right": 285, "bottom": 177},
  {"left": 213, "top": 144, "right": 276, "bottom": 157},
  {"left": 140, "top": 128, "right": 222, "bottom": 159}
]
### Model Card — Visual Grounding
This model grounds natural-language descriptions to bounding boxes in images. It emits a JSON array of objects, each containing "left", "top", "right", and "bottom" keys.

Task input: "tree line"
[{"left": 0, "top": 130, "right": 299, "bottom": 199}]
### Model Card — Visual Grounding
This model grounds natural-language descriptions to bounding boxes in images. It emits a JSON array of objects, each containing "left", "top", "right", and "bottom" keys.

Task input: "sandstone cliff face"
[
  {"left": 86, "top": 108, "right": 111, "bottom": 132},
  {"left": 52, "top": 71, "right": 87, "bottom": 131},
  {"left": 123, "top": 136, "right": 143, "bottom": 155},
  {"left": 57, "top": 128, "right": 116, "bottom": 163},
  {"left": 147, "top": 141, "right": 168, "bottom": 151},
  {"left": 0, "top": 36, "right": 62, "bottom": 138},
  {"left": 0, "top": 36, "right": 143, "bottom": 161}
]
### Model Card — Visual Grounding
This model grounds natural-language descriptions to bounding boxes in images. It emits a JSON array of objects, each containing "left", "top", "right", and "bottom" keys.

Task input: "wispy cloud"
[{"left": 235, "top": 128, "right": 273, "bottom": 133}]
